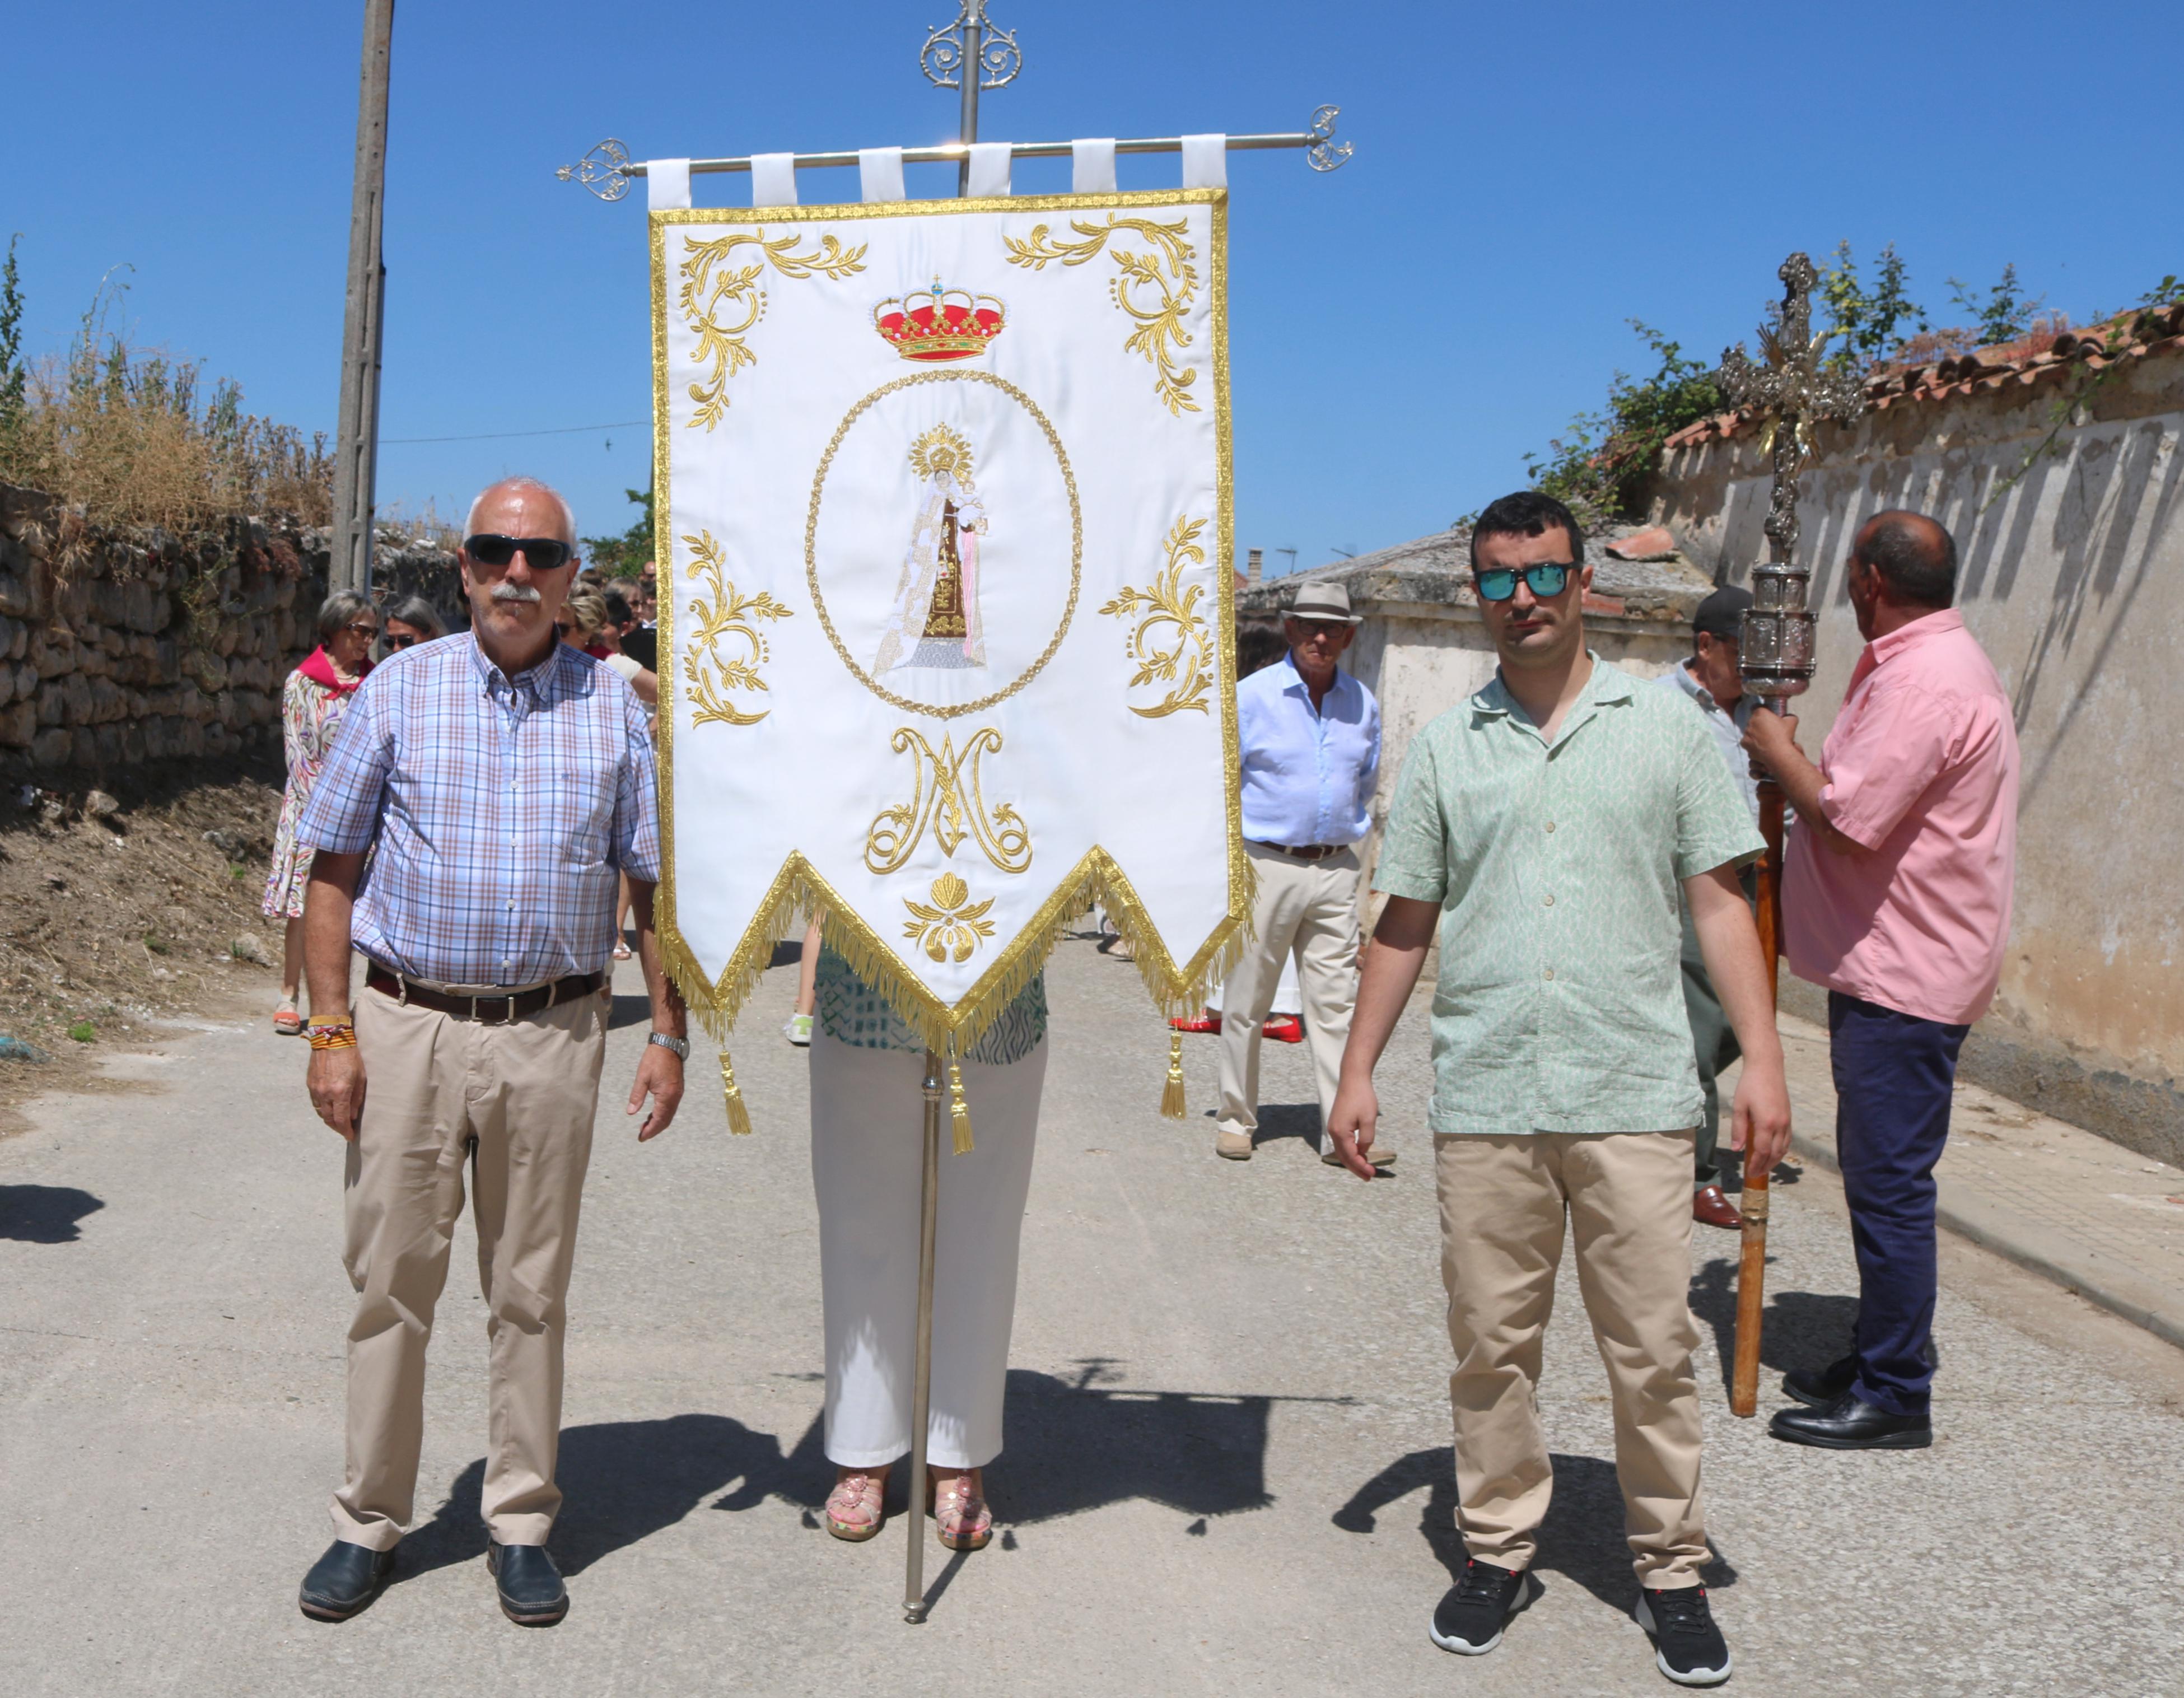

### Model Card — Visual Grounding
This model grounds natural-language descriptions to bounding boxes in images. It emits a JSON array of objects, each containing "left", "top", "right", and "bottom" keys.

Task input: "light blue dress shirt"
[{"left": 1236, "top": 654, "right": 1382, "bottom": 847}]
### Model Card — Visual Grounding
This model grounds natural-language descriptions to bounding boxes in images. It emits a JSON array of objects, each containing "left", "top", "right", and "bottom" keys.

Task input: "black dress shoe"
[
  {"left": 1770, "top": 1391, "right": 1932, "bottom": 1450},
  {"left": 1782, "top": 1353, "right": 1858, "bottom": 1408},
  {"left": 298, "top": 1539, "right": 397, "bottom": 1621},
  {"left": 487, "top": 1540, "right": 568, "bottom": 1626}
]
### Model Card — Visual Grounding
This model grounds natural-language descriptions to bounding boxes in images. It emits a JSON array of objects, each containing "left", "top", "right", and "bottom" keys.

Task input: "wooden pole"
[
  {"left": 1730, "top": 781, "right": 1785, "bottom": 1417},
  {"left": 331, "top": 0, "right": 394, "bottom": 595}
]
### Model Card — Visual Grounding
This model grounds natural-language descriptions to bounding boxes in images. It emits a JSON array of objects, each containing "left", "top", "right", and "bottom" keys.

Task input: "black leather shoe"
[
  {"left": 298, "top": 1539, "right": 397, "bottom": 1621},
  {"left": 1770, "top": 1391, "right": 1932, "bottom": 1449},
  {"left": 487, "top": 1541, "right": 568, "bottom": 1626},
  {"left": 1782, "top": 1353, "right": 1858, "bottom": 1408}
]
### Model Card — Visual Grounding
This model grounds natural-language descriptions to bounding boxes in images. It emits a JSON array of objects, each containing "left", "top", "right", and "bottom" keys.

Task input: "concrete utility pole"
[{"left": 330, "top": 0, "right": 394, "bottom": 594}]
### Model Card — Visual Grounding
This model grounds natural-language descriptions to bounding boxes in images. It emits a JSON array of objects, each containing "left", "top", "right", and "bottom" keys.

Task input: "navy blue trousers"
[{"left": 1829, "top": 991, "right": 1970, "bottom": 1415}]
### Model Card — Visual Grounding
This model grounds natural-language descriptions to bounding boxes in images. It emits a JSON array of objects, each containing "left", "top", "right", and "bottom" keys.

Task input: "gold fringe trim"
[
  {"left": 948, "top": 1055, "right": 973, "bottom": 1155},
  {"left": 1160, "top": 1028, "right": 1188, "bottom": 1119},
  {"left": 659, "top": 848, "right": 1257, "bottom": 1072},
  {"left": 719, "top": 1048, "right": 752, "bottom": 1135}
]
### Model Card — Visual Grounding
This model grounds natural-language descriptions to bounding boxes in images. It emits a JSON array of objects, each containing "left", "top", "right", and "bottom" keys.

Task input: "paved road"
[{"left": 2, "top": 939, "right": 2181, "bottom": 1696}]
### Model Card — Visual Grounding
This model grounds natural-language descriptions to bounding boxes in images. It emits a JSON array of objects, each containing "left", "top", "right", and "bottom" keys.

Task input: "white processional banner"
[{"left": 647, "top": 189, "right": 1248, "bottom": 1093}]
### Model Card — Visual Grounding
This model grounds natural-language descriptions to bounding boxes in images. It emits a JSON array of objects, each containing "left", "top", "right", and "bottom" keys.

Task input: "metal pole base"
[{"left": 903, "top": 1050, "right": 943, "bottom": 1621}]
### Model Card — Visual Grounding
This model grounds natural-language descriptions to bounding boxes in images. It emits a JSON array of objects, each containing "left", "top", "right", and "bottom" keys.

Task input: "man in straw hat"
[{"left": 1214, "top": 580, "right": 1384, "bottom": 1167}]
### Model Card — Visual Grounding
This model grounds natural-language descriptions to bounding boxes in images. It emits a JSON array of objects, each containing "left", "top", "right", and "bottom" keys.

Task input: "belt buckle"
[{"left": 505, "top": 992, "right": 519, "bottom": 1024}]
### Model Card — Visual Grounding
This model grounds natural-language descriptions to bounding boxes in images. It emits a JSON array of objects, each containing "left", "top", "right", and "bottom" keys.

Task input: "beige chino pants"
[
  {"left": 330, "top": 985, "right": 606, "bottom": 1551},
  {"left": 1216, "top": 842, "right": 1361, "bottom": 1143},
  {"left": 1435, "top": 1129, "right": 1708, "bottom": 1587}
]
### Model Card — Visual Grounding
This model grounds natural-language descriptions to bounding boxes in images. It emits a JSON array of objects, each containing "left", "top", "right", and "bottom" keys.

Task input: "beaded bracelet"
[{"left": 307, "top": 1023, "right": 358, "bottom": 1052}]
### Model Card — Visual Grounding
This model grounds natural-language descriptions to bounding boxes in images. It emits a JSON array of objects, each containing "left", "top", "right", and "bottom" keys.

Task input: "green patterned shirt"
[
  {"left": 1373, "top": 656, "right": 1764, "bottom": 1137},
  {"left": 814, "top": 945, "right": 1047, "bottom": 1066}
]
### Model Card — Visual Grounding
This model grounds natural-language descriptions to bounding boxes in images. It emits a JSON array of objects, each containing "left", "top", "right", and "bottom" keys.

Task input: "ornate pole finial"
[
  {"left": 920, "top": 2, "right": 1023, "bottom": 93},
  {"left": 557, "top": 137, "right": 634, "bottom": 202}
]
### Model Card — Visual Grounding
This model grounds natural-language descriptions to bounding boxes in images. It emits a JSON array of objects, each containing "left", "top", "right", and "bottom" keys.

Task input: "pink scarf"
[{"left": 297, "top": 646, "right": 371, "bottom": 694}]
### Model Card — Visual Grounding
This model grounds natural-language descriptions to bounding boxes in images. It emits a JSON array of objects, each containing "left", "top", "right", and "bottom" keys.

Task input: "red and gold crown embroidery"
[{"left": 872, "top": 279, "right": 1006, "bottom": 362}]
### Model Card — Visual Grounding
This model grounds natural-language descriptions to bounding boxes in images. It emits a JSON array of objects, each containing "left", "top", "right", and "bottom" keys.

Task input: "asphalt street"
[{"left": 2, "top": 936, "right": 2180, "bottom": 1696}]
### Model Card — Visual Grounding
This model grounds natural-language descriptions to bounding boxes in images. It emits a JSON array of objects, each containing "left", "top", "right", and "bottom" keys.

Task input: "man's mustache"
[{"left": 489, "top": 583, "right": 543, "bottom": 605}]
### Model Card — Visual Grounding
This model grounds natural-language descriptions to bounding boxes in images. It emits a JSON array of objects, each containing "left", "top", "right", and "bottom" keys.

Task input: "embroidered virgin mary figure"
[{"left": 873, "top": 423, "right": 990, "bottom": 675}]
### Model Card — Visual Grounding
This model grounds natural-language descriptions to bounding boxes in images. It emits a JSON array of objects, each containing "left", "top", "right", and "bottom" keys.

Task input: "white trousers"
[
  {"left": 809, "top": 1031, "right": 1046, "bottom": 1470},
  {"left": 1216, "top": 842, "right": 1361, "bottom": 1140}
]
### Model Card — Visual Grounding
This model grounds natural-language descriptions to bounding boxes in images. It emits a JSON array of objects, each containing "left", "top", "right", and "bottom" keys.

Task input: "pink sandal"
[
  {"left": 929, "top": 1468, "right": 992, "bottom": 1551},
  {"left": 273, "top": 1002, "right": 304, "bottom": 1037},
  {"left": 825, "top": 1468, "right": 886, "bottom": 1542}
]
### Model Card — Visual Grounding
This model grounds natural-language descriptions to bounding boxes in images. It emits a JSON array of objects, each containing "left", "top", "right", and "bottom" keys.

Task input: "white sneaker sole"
[{"left": 1634, "top": 1595, "right": 1733, "bottom": 1686}]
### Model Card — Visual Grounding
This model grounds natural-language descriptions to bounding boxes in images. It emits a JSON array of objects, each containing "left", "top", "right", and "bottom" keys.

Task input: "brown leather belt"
[
  {"left": 1255, "top": 842, "right": 1349, "bottom": 862},
  {"left": 365, "top": 967, "right": 605, "bottom": 1024}
]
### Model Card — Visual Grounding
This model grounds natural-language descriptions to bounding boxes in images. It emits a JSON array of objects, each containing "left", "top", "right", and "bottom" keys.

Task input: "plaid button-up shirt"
[{"left": 297, "top": 632, "right": 661, "bottom": 987}]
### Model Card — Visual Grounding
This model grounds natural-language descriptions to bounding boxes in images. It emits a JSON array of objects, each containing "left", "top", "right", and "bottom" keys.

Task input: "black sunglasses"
[
  {"left": 1474, "top": 562, "right": 1577, "bottom": 603},
  {"left": 385, "top": 632, "right": 420, "bottom": 650},
  {"left": 465, "top": 534, "right": 574, "bottom": 571}
]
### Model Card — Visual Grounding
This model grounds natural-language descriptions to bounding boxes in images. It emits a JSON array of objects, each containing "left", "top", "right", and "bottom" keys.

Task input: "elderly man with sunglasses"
[
  {"left": 291, "top": 475, "right": 686, "bottom": 1629},
  {"left": 1328, "top": 491, "right": 1790, "bottom": 1687},
  {"left": 1214, "top": 580, "right": 1382, "bottom": 1164}
]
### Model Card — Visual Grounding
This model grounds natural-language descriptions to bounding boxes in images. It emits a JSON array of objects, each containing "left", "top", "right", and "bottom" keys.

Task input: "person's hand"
[
  {"left": 1324, "top": 1072, "right": 1382, "bottom": 1181},
  {"left": 1739, "top": 707, "right": 1800, "bottom": 775},
  {"left": 628, "top": 1041, "right": 685, "bottom": 1141},
  {"left": 307, "top": 1046, "right": 367, "bottom": 1141},
  {"left": 1726, "top": 1055, "right": 1792, "bottom": 1175}
]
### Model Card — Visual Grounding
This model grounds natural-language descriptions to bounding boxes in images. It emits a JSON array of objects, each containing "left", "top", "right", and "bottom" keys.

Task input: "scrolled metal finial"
[
  {"left": 557, "top": 137, "right": 633, "bottom": 202},
  {"left": 921, "top": 2, "right": 1023, "bottom": 91},
  {"left": 1306, "top": 104, "right": 1353, "bottom": 172}
]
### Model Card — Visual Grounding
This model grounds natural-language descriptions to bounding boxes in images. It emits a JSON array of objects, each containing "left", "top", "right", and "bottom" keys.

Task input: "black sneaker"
[
  {"left": 1636, "top": 1584, "right": 1732, "bottom": 1687},
  {"left": 1429, "top": 1558, "right": 1534, "bottom": 1655}
]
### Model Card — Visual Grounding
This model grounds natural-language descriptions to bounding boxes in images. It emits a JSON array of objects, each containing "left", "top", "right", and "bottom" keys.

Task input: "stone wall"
[
  {"left": 0, "top": 482, "right": 460, "bottom": 776},
  {"left": 1651, "top": 343, "right": 2184, "bottom": 1162}
]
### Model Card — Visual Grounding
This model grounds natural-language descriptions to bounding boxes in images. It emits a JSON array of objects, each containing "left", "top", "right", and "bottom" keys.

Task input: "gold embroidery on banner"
[
  {"left": 865, "top": 726, "right": 1032, "bottom": 875},
  {"left": 1004, "top": 214, "right": 1200, "bottom": 414},
  {"left": 682, "top": 530, "right": 793, "bottom": 726},
  {"left": 902, "top": 872, "right": 997, "bottom": 964},
  {"left": 678, "top": 231, "right": 869, "bottom": 430},
  {"left": 1100, "top": 515, "right": 1215, "bottom": 718}
]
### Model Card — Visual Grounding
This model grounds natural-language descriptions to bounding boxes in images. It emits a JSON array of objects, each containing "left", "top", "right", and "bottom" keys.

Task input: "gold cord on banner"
[
  {"left": 1160, "top": 1028, "right": 1188, "bottom": 1119},
  {"left": 947, "top": 1051, "right": 974, "bottom": 1155},
  {"left": 720, "top": 1049, "right": 753, "bottom": 1135}
]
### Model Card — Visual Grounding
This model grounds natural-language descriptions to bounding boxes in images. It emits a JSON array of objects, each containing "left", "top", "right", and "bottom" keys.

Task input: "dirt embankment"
[{"left": 0, "top": 758, "right": 289, "bottom": 1118}]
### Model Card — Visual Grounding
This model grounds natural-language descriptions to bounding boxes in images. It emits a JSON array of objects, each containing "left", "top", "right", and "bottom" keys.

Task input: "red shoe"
[
  {"left": 1169, "top": 1010, "right": 1222, "bottom": 1034},
  {"left": 1264, "top": 1015, "right": 1304, "bottom": 1044}
]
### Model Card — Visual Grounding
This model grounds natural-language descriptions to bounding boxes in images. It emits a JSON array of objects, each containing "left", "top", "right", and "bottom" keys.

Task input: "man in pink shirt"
[{"left": 1744, "top": 510, "right": 2019, "bottom": 1451}]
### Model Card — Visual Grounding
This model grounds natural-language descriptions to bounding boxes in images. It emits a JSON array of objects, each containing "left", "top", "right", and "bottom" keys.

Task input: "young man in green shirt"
[{"left": 1328, "top": 492, "right": 1791, "bottom": 1688}]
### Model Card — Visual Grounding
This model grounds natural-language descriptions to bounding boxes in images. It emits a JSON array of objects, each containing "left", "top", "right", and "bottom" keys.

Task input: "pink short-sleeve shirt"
[{"left": 1784, "top": 609, "right": 2020, "bottom": 1026}]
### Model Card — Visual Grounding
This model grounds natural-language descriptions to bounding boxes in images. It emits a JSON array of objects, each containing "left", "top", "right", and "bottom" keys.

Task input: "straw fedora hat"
[{"left": 1284, "top": 581, "right": 1362, "bottom": 624}]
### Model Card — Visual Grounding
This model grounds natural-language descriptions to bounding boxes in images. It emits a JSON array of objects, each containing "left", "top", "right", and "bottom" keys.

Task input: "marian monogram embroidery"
[{"left": 864, "top": 726, "right": 1033, "bottom": 876}]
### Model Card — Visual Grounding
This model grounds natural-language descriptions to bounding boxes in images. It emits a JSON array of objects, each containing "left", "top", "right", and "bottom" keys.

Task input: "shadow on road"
[
  {"left": 1333, "top": 1447, "right": 1739, "bottom": 1611},
  {"left": 606, "top": 992, "right": 654, "bottom": 1032},
  {"left": 0, "top": 1184, "right": 105, "bottom": 1243},
  {"left": 1688, "top": 1258, "right": 1859, "bottom": 1396},
  {"left": 1250, "top": 1102, "right": 1324, "bottom": 1153}
]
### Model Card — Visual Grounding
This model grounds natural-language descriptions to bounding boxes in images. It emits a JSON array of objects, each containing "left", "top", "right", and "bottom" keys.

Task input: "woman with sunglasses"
[
  {"left": 264, "top": 591, "right": 380, "bottom": 1036},
  {"left": 378, "top": 596, "right": 445, "bottom": 656}
]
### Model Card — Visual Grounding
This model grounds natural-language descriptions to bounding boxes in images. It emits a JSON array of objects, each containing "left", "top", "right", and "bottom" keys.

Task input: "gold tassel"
[
  {"left": 1160, "top": 1028, "right": 1188, "bottom": 1119},
  {"left": 948, "top": 1055, "right": 974, "bottom": 1155},
  {"left": 719, "top": 1049, "right": 752, "bottom": 1136}
]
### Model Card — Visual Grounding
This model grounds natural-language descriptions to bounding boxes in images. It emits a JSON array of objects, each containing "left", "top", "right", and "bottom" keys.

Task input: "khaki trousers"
[
  {"left": 330, "top": 985, "right": 606, "bottom": 1551},
  {"left": 1216, "top": 842, "right": 1361, "bottom": 1141},
  {"left": 1435, "top": 1129, "right": 1707, "bottom": 1587}
]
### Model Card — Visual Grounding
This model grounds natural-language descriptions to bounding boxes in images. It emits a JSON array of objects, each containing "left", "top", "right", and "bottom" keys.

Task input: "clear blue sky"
[{"left": 7, "top": 1, "right": 2178, "bottom": 572}]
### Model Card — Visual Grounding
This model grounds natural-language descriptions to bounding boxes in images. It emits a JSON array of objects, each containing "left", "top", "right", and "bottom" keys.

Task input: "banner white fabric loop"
[
  {"left": 967, "top": 142, "right": 1012, "bottom": 199},
  {"left": 751, "top": 152, "right": 799, "bottom": 207},
  {"left": 1181, "top": 134, "right": 1228, "bottom": 190},
  {"left": 647, "top": 157, "right": 692, "bottom": 211},
  {"left": 858, "top": 147, "right": 906, "bottom": 204},
  {"left": 1070, "top": 139, "right": 1117, "bottom": 195}
]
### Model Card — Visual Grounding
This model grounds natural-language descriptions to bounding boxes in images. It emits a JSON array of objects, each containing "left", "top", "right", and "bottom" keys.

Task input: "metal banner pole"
[
  {"left": 1716, "top": 253, "right": 1864, "bottom": 1417},
  {"left": 902, "top": 1049, "right": 944, "bottom": 1622}
]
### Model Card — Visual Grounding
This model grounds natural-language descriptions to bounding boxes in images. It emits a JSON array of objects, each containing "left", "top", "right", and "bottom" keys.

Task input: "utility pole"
[{"left": 330, "top": 0, "right": 394, "bottom": 594}]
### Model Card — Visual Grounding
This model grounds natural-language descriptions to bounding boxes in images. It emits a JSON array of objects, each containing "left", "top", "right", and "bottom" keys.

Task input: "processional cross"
[
  {"left": 557, "top": 2, "right": 1348, "bottom": 1621},
  {"left": 1713, "top": 253, "right": 1865, "bottom": 1419}
]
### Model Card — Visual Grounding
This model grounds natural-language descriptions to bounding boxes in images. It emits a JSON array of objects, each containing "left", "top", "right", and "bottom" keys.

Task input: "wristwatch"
[{"left": 647, "top": 1031, "right": 690, "bottom": 1060}]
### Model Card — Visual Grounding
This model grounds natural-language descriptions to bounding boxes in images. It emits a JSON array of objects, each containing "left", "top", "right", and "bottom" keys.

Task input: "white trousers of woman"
[{"left": 809, "top": 1030, "right": 1046, "bottom": 1470}]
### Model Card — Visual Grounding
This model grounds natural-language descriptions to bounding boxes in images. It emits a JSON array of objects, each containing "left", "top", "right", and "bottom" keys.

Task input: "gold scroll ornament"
[
  {"left": 678, "top": 231, "right": 869, "bottom": 430},
  {"left": 1004, "top": 214, "right": 1201, "bottom": 415},
  {"left": 864, "top": 726, "right": 1032, "bottom": 875},
  {"left": 902, "top": 871, "right": 996, "bottom": 963},
  {"left": 682, "top": 530, "right": 792, "bottom": 727},
  {"left": 1099, "top": 515, "right": 1215, "bottom": 718}
]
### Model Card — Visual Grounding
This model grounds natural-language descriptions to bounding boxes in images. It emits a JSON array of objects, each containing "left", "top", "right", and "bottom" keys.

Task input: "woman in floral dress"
[{"left": 263, "top": 590, "right": 378, "bottom": 1033}]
